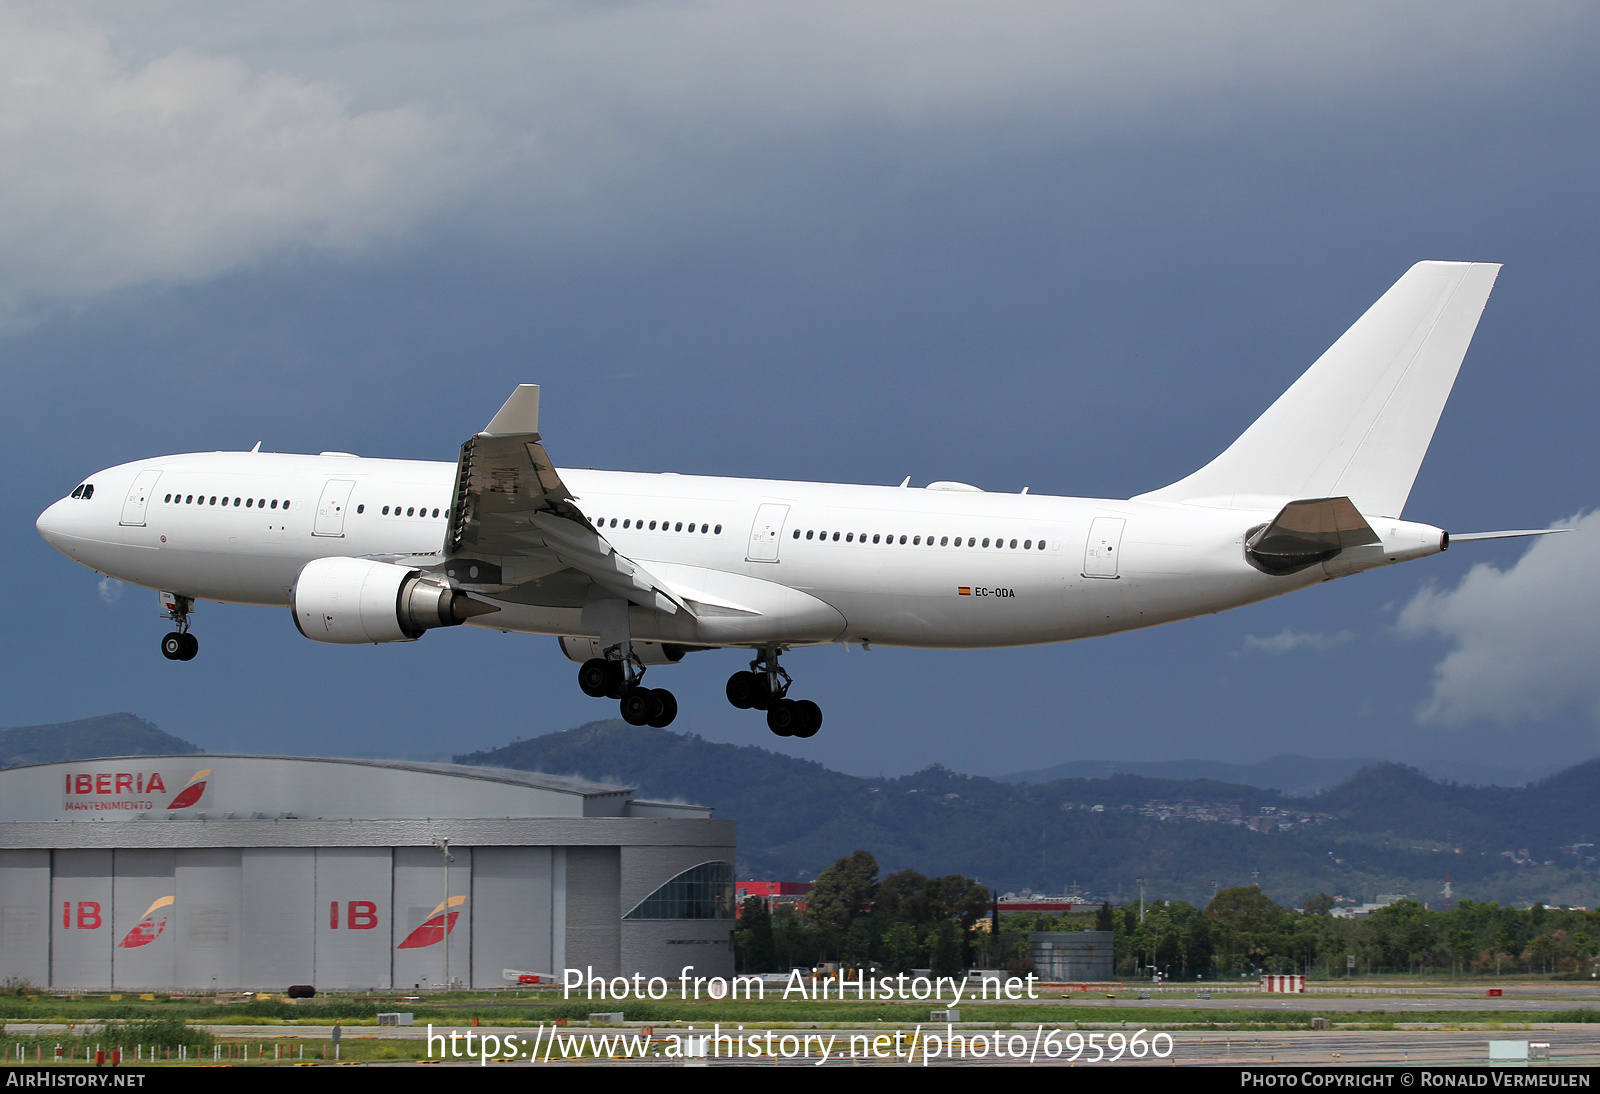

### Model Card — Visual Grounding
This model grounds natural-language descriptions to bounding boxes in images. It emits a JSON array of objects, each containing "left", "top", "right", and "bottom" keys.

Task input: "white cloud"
[
  {"left": 97, "top": 576, "right": 123, "bottom": 604},
  {"left": 1239, "top": 628, "right": 1354, "bottom": 655},
  {"left": 128, "top": 2, "right": 1591, "bottom": 134},
  {"left": 1398, "top": 514, "right": 1597, "bottom": 725},
  {"left": 0, "top": 6, "right": 487, "bottom": 320},
  {"left": 0, "top": 2, "right": 1591, "bottom": 315}
]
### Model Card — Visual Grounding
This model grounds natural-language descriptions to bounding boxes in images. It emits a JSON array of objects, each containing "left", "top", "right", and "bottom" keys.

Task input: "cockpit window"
[{"left": 70, "top": 484, "right": 94, "bottom": 500}]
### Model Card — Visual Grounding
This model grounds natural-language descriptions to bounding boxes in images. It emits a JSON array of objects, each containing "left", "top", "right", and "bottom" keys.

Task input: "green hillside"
[
  {"left": 0, "top": 713, "right": 201, "bottom": 767},
  {"left": 459, "top": 721, "right": 1600, "bottom": 909}
]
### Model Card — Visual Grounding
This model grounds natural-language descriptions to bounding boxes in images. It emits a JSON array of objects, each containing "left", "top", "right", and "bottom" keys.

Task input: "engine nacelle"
[{"left": 291, "top": 557, "right": 496, "bottom": 644}]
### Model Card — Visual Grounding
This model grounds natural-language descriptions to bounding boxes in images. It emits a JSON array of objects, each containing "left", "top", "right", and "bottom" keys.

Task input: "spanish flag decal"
[
  {"left": 958, "top": 587, "right": 971, "bottom": 596},
  {"left": 397, "top": 895, "right": 466, "bottom": 949}
]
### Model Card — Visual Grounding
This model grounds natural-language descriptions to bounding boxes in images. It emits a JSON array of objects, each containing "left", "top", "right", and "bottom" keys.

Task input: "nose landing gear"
[
  {"left": 726, "top": 648, "right": 822, "bottom": 738},
  {"left": 159, "top": 594, "right": 198, "bottom": 661}
]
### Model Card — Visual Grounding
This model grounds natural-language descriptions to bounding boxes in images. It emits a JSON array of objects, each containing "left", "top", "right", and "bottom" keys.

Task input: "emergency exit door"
[
  {"left": 119, "top": 470, "right": 164, "bottom": 527},
  {"left": 1082, "top": 517, "right": 1126, "bottom": 578},
  {"left": 746, "top": 504, "right": 790, "bottom": 562},
  {"left": 313, "top": 480, "right": 356, "bottom": 537}
]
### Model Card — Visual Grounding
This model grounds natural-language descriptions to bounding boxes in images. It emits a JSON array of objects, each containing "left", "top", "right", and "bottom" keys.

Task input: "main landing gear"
[
  {"left": 726, "top": 648, "right": 823, "bottom": 739},
  {"left": 159, "top": 594, "right": 198, "bottom": 662},
  {"left": 577, "top": 657, "right": 678, "bottom": 729}
]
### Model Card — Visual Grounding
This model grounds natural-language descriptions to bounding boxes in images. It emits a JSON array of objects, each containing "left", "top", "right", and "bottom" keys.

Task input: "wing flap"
[{"left": 447, "top": 385, "right": 692, "bottom": 616}]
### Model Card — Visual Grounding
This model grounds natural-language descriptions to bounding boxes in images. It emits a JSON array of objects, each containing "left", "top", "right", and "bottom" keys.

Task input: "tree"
[
  {"left": 840, "top": 915, "right": 879, "bottom": 968},
  {"left": 1302, "top": 893, "right": 1335, "bottom": 917},
  {"left": 807, "top": 850, "right": 879, "bottom": 933},
  {"left": 1205, "top": 886, "right": 1282, "bottom": 969},
  {"left": 736, "top": 897, "right": 776, "bottom": 973},
  {"left": 1096, "top": 902, "right": 1115, "bottom": 932},
  {"left": 928, "top": 920, "right": 963, "bottom": 976},
  {"left": 883, "top": 922, "right": 925, "bottom": 973},
  {"left": 875, "top": 869, "right": 937, "bottom": 928}
]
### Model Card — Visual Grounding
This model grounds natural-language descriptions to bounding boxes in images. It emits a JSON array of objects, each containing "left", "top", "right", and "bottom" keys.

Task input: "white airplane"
[{"left": 37, "top": 261, "right": 1556, "bottom": 740}]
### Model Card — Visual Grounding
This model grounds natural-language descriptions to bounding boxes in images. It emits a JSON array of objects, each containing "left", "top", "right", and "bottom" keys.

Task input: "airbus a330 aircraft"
[{"left": 37, "top": 262, "right": 1555, "bottom": 740}]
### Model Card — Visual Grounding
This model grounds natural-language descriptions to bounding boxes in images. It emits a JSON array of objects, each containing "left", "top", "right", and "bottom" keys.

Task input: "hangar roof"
[{"left": 0, "top": 755, "right": 709, "bottom": 822}]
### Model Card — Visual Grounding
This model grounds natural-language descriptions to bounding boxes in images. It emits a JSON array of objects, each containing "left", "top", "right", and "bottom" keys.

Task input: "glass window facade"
[{"left": 623, "top": 861, "right": 735, "bottom": 920}]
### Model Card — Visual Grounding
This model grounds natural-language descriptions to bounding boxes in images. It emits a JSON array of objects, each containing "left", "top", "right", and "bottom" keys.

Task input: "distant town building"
[
  {"left": 1331, "top": 894, "right": 1407, "bottom": 919},
  {"left": 736, "top": 880, "right": 812, "bottom": 913}
]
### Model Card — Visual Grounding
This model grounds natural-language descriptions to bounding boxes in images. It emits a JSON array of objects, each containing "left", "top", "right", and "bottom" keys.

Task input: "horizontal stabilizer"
[
  {"left": 1136, "top": 262, "right": 1501, "bottom": 518},
  {"left": 1245, "top": 496, "right": 1378, "bottom": 575},
  {"left": 1448, "top": 528, "right": 1571, "bottom": 545}
]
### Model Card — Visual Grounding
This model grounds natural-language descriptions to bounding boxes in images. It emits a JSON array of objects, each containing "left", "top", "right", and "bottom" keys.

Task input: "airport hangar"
[{"left": 0, "top": 755, "right": 735, "bottom": 992}]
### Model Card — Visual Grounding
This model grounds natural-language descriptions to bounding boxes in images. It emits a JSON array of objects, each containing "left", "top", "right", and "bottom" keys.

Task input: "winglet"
[{"left": 484, "top": 385, "right": 540, "bottom": 436}]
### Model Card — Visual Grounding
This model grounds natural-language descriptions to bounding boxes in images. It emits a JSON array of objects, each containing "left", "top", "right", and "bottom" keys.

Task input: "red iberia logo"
[
  {"left": 166, "top": 770, "right": 211, "bottom": 810},
  {"left": 119, "top": 896, "right": 175, "bottom": 948},
  {"left": 397, "top": 896, "right": 465, "bottom": 949}
]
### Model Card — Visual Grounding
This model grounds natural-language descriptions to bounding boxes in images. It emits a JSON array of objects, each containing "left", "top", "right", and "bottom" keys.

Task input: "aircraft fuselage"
[{"left": 36, "top": 450, "right": 1445, "bottom": 652}]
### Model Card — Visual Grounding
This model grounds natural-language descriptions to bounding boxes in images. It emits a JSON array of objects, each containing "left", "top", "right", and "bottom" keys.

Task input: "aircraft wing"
[{"left": 444, "top": 385, "right": 694, "bottom": 616}]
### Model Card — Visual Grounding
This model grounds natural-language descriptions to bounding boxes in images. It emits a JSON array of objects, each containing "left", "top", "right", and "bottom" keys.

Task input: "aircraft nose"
[{"left": 36, "top": 498, "right": 71, "bottom": 550}]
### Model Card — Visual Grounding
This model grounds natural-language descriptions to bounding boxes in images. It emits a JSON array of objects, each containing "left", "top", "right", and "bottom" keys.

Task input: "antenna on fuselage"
[
  {"left": 898, "top": 476, "right": 911, "bottom": 488},
  {"left": 249, "top": 441, "right": 261, "bottom": 453}
]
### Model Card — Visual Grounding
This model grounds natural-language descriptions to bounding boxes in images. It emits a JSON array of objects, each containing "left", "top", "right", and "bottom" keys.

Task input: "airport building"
[
  {"left": 0, "top": 756, "right": 735, "bottom": 992},
  {"left": 1029, "top": 931, "right": 1114, "bottom": 982}
]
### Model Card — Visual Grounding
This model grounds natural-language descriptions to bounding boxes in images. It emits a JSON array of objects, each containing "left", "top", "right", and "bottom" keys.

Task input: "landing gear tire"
[
  {"left": 178, "top": 633, "right": 199, "bottom": 661},
  {"left": 578, "top": 658, "right": 623, "bottom": 699},
  {"left": 161, "top": 632, "right": 184, "bottom": 660},
  {"left": 767, "top": 699, "right": 800, "bottom": 737},
  {"left": 726, "top": 671, "right": 759, "bottom": 709},
  {"left": 645, "top": 689, "right": 678, "bottom": 729},
  {"left": 792, "top": 699, "right": 822, "bottom": 738},
  {"left": 620, "top": 688, "right": 656, "bottom": 727}
]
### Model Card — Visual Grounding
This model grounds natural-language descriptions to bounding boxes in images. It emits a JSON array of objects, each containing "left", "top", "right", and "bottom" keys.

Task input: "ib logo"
[
  {"left": 398, "top": 896, "right": 466, "bottom": 949},
  {"left": 119, "top": 896, "right": 175, "bottom": 949},
  {"left": 166, "top": 770, "right": 210, "bottom": 810}
]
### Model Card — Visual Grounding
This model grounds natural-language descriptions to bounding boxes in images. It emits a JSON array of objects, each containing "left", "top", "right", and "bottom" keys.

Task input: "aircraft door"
[
  {"left": 1082, "top": 517, "right": 1125, "bottom": 578},
  {"left": 746, "top": 503, "right": 790, "bottom": 562},
  {"left": 119, "top": 469, "right": 163, "bottom": 526},
  {"left": 313, "top": 480, "right": 357, "bottom": 537}
]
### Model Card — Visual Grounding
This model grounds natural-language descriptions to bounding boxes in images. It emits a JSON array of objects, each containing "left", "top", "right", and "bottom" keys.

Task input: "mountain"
[
  {"left": 994, "top": 754, "right": 1542, "bottom": 795},
  {"left": 0, "top": 713, "right": 201, "bottom": 767},
  {"left": 457, "top": 721, "right": 1600, "bottom": 908}
]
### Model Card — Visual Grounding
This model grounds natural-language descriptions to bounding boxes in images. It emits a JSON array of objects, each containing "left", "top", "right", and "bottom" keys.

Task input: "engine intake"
[{"left": 291, "top": 557, "right": 497, "bottom": 644}]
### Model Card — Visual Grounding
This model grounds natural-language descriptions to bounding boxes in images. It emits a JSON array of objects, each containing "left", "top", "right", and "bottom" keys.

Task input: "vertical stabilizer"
[{"left": 1135, "top": 262, "right": 1500, "bottom": 518}]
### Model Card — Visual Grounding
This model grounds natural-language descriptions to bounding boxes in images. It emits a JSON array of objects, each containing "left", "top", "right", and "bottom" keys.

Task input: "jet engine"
[{"left": 291, "top": 557, "right": 497, "bottom": 644}]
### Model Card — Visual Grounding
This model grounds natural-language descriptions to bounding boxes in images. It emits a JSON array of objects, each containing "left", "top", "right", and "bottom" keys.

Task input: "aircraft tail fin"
[{"left": 1134, "top": 261, "right": 1501, "bottom": 518}]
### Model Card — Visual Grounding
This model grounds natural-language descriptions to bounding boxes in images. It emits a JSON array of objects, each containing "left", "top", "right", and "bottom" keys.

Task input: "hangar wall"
[{"left": 0, "top": 756, "right": 734, "bottom": 991}]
